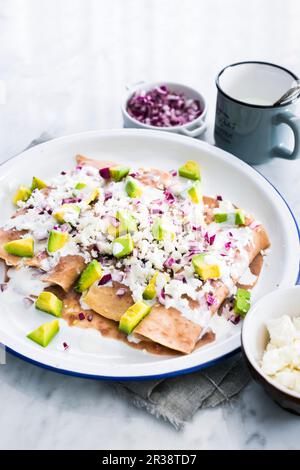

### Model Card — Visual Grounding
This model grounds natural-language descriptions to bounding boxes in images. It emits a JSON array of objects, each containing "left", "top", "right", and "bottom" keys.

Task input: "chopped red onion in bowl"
[{"left": 126, "top": 85, "right": 203, "bottom": 128}]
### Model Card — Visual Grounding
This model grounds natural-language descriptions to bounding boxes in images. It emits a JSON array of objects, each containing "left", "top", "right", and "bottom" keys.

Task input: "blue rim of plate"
[{"left": 1, "top": 148, "right": 300, "bottom": 381}]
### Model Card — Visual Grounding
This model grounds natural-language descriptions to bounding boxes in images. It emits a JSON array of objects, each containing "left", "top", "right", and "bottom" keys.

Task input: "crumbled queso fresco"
[
  {"left": 261, "top": 315, "right": 300, "bottom": 393},
  {"left": 5, "top": 162, "right": 256, "bottom": 328}
]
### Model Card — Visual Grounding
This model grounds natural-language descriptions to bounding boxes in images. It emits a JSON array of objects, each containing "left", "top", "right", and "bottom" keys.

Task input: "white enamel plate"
[{"left": 0, "top": 130, "right": 298, "bottom": 380}]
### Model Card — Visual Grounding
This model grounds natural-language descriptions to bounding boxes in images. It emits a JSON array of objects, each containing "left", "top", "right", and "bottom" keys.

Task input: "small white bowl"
[
  {"left": 242, "top": 286, "right": 300, "bottom": 413},
  {"left": 122, "top": 81, "right": 207, "bottom": 138}
]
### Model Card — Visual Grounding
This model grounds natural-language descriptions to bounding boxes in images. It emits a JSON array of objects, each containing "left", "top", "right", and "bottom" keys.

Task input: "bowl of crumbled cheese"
[{"left": 242, "top": 286, "right": 300, "bottom": 414}]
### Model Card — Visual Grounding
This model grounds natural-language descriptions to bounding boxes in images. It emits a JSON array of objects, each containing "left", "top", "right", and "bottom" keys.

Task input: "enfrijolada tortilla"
[{"left": 0, "top": 155, "right": 270, "bottom": 355}]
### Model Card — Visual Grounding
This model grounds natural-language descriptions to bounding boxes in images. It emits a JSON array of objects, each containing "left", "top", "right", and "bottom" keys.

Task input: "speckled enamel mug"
[{"left": 214, "top": 61, "right": 300, "bottom": 164}]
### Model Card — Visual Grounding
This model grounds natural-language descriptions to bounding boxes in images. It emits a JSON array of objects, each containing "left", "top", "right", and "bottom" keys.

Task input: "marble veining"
[{"left": 0, "top": 0, "right": 300, "bottom": 450}]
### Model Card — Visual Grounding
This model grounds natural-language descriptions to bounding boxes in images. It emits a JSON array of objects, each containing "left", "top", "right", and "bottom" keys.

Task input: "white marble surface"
[{"left": 1, "top": 0, "right": 300, "bottom": 450}]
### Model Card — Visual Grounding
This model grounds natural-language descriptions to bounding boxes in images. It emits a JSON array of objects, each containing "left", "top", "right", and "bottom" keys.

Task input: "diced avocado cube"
[
  {"left": 53, "top": 204, "right": 80, "bottom": 224},
  {"left": 214, "top": 213, "right": 228, "bottom": 223},
  {"left": 106, "top": 223, "right": 118, "bottom": 238},
  {"left": 143, "top": 272, "right": 159, "bottom": 300},
  {"left": 31, "top": 177, "right": 47, "bottom": 191},
  {"left": 235, "top": 209, "right": 245, "bottom": 225},
  {"left": 151, "top": 217, "right": 174, "bottom": 241},
  {"left": 27, "top": 319, "right": 59, "bottom": 347},
  {"left": 192, "top": 253, "right": 221, "bottom": 281},
  {"left": 125, "top": 176, "right": 142, "bottom": 198},
  {"left": 75, "top": 183, "right": 99, "bottom": 204},
  {"left": 112, "top": 234, "right": 134, "bottom": 258},
  {"left": 109, "top": 165, "right": 130, "bottom": 182},
  {"left": 116, "top": 210, "right": 137, "bottom": 235},
  {"left": 86, "top": 188, "right": 99, "bottom": 204},
  {"left": 75, "top": 260, "right": 102, "bottom": 293},
  {"left": 4, "top": 237, "right": 34, "bottom": 258},
  {"left": 119, "top": 301, "right": 152, "bottom": 335},
  {"left": 234, "top": 288, "right": 251, "bottom": 317},
  {"left": 178, "top": 160, "right": 201, "bottom": 181},
  {"left": 35, "top": 291, "right": 62, "bottom": 317},
  {"left": 187, "top": 181, "right": 202, "bottom": 204},
  {"left": 75, "top": 182, "right": 87, "bottom": 190},
  {"left": 47, "top": 230, "right": 69, "bottom": 253},
  {"left": 13, "top": 186, "right": 32, "bottom": 206}
]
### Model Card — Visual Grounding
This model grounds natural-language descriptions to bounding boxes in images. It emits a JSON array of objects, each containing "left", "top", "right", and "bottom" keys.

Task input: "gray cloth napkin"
[{"left": 26, "top": 133, "right": 250, "bottom": 429}]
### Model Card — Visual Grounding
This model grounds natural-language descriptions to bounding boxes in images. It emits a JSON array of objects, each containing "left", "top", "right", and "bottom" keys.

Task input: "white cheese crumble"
[{"left": 261, "top": 315, "right": 300, "bottom": 393}]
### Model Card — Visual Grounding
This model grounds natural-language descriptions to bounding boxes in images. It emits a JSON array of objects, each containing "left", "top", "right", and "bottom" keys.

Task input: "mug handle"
[
  {"left": 272, "top": 112, "right": 300, "bottom": 160},
  {"left": 180, "top": 119, "right": 207, "bottom": 138}
]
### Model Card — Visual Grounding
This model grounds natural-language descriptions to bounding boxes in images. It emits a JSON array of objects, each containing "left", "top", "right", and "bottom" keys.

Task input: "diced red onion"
[
  {"left": 171, "top": 170, "right": 177, "bottom": 177},
  {"left": 60, "top": 171, "right": 67, "bottom": 175},
  {"left": 206, "top": 294, "right": 216, "bottom": 306},
  {"left": 62, "top": 197, "right": 81, "bottom": 204},
  {"left": 76, "top": 165, "right": 83, "bottom": 170},
  {"left": 209, "top": 234, "right": 216, "bottom": 246},
  {"left": 129, "top": 172, "right": 139, "bottom": 178},
  {"left": 204, "top": 232, "right": 216, "bottom": 246},
  {"left": 116, "top": 288, "right": 126, "bottom": 297},
  {"left": 0, "top": 283, "right": 7, "bottom": 292},
  {"left": 87, "top": 314, "right": 93, "bottom": 322},
  {"left": 225, "top": 241, "right": 231, "bottom": 251},
  {"left": 23, "top": 297, "right": 34, "bottom": 308},
  {"left": 164, "top": 189, "right": 175, "bottom": 204},
  {"left": 228, "top": 231, "right": 233, "bottom": 237},
  {"left": 63, "top": 342, "right": 69, "bottom": 350},
  {"left": 164, "top": 257, "right": 175, "bottom": 268},
  {"left": 98, "top": 273, "right": 112, "bottom": 285},
  {"left": 229, "top": 314, "right": 241, "bottom": 325},
  {"left": 192, "top": 226, "right": 201, "bottom": 231},
  {"left": 158, "top": 288, "right": 166, "bottom": 303},
  {"left": 104, "top": 191, "right": 112, "bottom": 202},
  {"left": 151, "top": 208, "right": 163, "bottom": 215},
  {"left": 126, "top": 85, "right": 203, "bottom": 128},
  {"left": 216, "top": 195, "right": 223, "bottom": 201},
  {"left": 78, "top": 312, "right": 85, "bottom": 321},
  {"left": 99, "top": 167, "right": 111, "bottom": 179}
]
